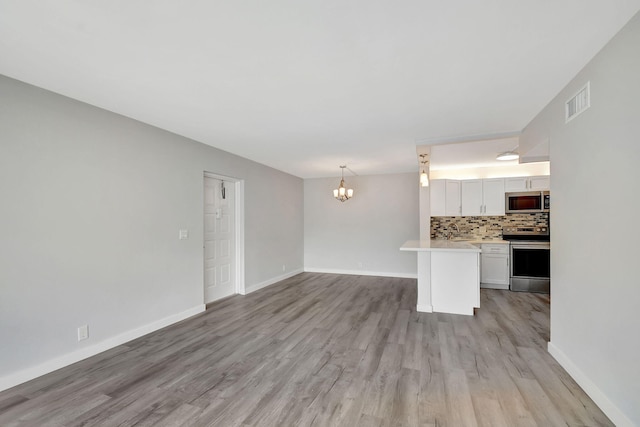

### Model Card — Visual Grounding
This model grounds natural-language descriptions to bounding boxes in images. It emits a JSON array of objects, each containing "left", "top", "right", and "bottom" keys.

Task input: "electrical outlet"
[
  {"left": 179, "top": 229, "right": 189, "bottom": 240},
  {"left": 77, "top": 325, "right": 89, "bottom": 341},
  {"left": 282, "top": 264, "right": 286, "bottom": 272}
]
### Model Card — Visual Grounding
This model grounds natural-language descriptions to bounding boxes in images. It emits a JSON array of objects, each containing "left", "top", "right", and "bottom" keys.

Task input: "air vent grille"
[{"left": 566, "top": 82, "right": 590, "bottom": 123}]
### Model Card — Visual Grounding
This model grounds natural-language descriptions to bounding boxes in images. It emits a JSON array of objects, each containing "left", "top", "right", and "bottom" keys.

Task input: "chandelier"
[{"left": 333, "top": 165, "right": 354, "bottom": 202}]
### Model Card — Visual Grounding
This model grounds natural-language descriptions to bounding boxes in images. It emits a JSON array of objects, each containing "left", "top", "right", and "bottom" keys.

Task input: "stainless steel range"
[{"left": 502, "top": 226, "right": 550, "bottom": 293}]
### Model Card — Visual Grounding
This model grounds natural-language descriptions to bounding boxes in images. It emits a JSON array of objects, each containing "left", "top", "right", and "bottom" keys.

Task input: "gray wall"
[
  {"left": 0, "top": 75, "right": 303, "bottom": 382},
  {"left": 304, "top": 173, "right": 419, "bottom": 277},
  {"left": 521, "top": 12, "right": 640, "bottom": 425}
]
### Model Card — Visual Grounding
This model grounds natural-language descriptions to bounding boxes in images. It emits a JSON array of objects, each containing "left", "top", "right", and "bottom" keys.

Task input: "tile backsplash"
[{"left": 430, "top": 213, "right": 549, "bottom": 240}]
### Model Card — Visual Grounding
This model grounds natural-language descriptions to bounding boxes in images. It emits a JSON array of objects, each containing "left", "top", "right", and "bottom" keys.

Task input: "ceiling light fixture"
[
  {"left": 333, "top": 165, "right": 354, "bottom": 202},
  {"left": 419, "top": 154, "right": 429, "bottom": 187},
  {"left": 496, "top": 149, "right": 519, "bottom": 161}
]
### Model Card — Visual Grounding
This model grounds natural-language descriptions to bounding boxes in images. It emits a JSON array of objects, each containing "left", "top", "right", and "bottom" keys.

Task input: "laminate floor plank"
[
  {"left": 0, "top": 273, "right": 613, "bottom": 426},
  {"left": 443, "top": 368, "right": 478, "bottom": 427}
]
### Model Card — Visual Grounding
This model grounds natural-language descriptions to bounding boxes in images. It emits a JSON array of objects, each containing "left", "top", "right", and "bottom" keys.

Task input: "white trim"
[
  {"left": 0, "top": 304, "right": 205, "bottom": 393},
  {"left": 432, "top": 305, "right": 474, "bottom": 316},
  {"left": 304, "top": 267, "right": 417, "bottom": 279},
  {"left": 416, "top": 304, "right": 433, "bottom": 313},
  {"left": 234, "top": 180, "right": 245, "bottom": 295},
  {"left": 548, "top": 341, "right": 634, "bottom": 427},
  {"left": 243, "top": 269, "right": 304, "bottom": 295}
]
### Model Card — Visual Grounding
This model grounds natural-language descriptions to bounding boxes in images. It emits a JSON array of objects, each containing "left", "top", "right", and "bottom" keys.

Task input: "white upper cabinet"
[
  {"left": 445, "top": 180, "right": 461, "bottom": 216},
  {"left": 430, "top": 180, "right": 446, "bottom": 217},
  {"left": 529, "top": 176, "right": 550, "bottom": 191},
  {"left": 504, "top": 175, "right": 550, "bottom": 192},
  {"left": 461, "top": 178, "right": 505, "bottom": 216},
  {"left": 482, "top": 178, "right": 506, "bottom": 215},
  {"left": 430, "top": 179, "right": 461, "bottom": 216},
  {"left": 461, "top": 180, "right": 483, "bottom": 216},
  {"left": 431, "top": 176, "right": 544, "bottom": 217}
]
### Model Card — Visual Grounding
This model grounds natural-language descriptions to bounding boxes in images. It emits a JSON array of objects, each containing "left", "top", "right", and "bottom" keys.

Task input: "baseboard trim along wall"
[
  {"left": 304, "top": 268, "right": 417, "bottom": 279},
  {"left": 0, "top": 304, "right": 206, "bottom": 393},
  {"left": 548, "top": 341, "right": 633, "bottom": 427},
  {"left": 416, "top": 304, "right": 433, "bottom": 313},
  {"left": 242, "top": 268, "right": 305, "bottom": 295}
]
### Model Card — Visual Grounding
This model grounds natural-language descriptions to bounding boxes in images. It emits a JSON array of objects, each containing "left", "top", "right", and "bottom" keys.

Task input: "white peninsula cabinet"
[
  {"left": 504, "top": 175, "right": 550, "bottom": 192},
  {"left": 461, "top": 178, "right": 505, "bottom": 216},
  {"left": 400, "top": 240, "right": 480, "bottom": 316}
]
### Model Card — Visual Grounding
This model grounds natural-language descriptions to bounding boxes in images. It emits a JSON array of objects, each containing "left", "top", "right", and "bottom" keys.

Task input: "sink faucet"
[{"left": 447, "top": 222, "right": 460, "bottom": 240}]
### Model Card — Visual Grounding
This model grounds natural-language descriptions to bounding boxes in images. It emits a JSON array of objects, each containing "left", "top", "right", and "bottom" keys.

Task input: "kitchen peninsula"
[{"left": 400, "top": 240, "right": 481, "bottom": 316}]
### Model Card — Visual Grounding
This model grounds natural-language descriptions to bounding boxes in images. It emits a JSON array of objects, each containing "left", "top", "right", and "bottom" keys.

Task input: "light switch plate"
[
  {"left": 78, "top": 325, "right": 89, "bottom": 341},
  {"left": 179, "top": 229, "right": 189, "bottom": 240}
]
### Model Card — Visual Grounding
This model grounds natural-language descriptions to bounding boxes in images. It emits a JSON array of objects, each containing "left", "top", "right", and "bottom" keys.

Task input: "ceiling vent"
[{"left": 565, "top": 82, "right": 590, "bottom": 123}]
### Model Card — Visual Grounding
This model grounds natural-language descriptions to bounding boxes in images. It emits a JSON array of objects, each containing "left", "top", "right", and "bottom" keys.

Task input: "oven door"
[{"left": 510, "top": 241, "right": 550, "bottom": 293}]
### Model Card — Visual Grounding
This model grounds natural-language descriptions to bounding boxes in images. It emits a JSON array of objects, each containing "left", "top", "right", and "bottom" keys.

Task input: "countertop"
[
  {"left": 400, "top": 240, "right": 482, "bottom": 253},
  {"left": 464, "top": 239, "right": 509, "bottom": 245}
]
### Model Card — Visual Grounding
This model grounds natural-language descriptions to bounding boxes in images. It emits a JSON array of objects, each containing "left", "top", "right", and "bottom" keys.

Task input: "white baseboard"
[
  {"left": 548, "top": 341, "right": 633, "bottom": 427},
  {"left": 0, "top": 304, "right": 205, "bottom": 393},
  {"left": 304, "top": 267, "right": 417, "bottom": 279},
  {"left": 432, "top": 305, "right": 474, "bottom": 316},
  {"left": 480, "top": 283, "right": 509, "bottom": 290},
  {"left": 416, "top": 304, "right": 433, "bottom": 313},
  {"left": 242, "top": 268, "right": 304, "bottom": 295}
]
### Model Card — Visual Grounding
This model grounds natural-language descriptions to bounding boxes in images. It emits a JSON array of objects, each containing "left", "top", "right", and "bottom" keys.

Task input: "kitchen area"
[{"left": 401, "top": 138, "right": 551, "bottom": 316}]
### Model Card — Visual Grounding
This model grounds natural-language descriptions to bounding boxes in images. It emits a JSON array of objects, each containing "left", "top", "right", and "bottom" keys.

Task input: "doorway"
[{"left": 203, "top": 173, "right": 244, "bottom": 303}]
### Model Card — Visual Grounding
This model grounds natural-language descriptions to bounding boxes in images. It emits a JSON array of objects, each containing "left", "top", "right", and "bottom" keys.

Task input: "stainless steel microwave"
[{"left": 505, "top": 191, "right": 550, "bottom": 213}]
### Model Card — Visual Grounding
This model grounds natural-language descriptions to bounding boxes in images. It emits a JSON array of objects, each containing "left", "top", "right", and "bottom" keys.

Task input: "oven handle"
[{"left": 510, "top": 242, "right": 550, "bottom": 250}]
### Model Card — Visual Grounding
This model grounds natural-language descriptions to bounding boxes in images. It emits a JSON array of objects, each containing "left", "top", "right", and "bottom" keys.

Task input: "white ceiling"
[{"left": 1, "top": 1, "right": 639, "bottom": 178}]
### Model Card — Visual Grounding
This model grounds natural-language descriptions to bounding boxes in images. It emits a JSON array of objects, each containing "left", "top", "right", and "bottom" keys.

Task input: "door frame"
[{"left": 203, "top": 172, "right": 245, "bottom": 298}]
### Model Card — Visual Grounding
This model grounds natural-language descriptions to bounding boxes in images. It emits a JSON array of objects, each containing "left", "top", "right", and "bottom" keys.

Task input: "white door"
[{"left": 204, "top": 176, "right": 236, "bottom": 303}]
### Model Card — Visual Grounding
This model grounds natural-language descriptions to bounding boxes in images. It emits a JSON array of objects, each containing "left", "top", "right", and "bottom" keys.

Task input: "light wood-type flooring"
[{"left": 0, "top": 273, "right": 612, "bottom": 426}]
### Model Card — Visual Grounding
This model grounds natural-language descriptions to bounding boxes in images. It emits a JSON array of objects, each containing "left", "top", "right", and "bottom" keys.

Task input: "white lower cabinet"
[{"left": 480, "top": 244, "right": 509, "bottom": 289}]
